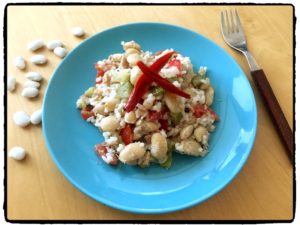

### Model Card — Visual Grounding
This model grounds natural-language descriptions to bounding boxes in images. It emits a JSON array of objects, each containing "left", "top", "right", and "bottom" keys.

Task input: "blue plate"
[{"left": 43, "top": 23, "right": 257, "bottom": 214}]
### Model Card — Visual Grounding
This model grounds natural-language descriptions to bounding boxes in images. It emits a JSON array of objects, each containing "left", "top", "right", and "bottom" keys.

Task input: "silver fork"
[{"left": 220, "top": 10, "right": 293, "bottom": 163}]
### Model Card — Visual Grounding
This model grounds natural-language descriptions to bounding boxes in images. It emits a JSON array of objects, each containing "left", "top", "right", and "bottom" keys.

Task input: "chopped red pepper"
[
  {"left": 81, "top": 105, "right": 95, "bottom": 120},
  {"left": 159, "top": 119, "right": 169, "bottom": 130},
  {"left": 125, "top": 51, "right": 175, "bottom": 112},
  {"left": 193, "top": 104, "right": 206, "bottom": 118},
  {"left": 148, "top": 110, "right": 164, "bottom": 121},
  {"left": 120, "top": 124, "right": 133, "bottom": 145},
  {"left": 207, "top": 107, "right": 220, "bottom": 121},
  {"left": 136, "top": 61, "right": 191, "bottom": 99},
  {"left": 168, "top": 59, "right": 182, "bottom": 71},
  {"left": 193, "top": 104, "right": 220, "bottom": 121},
  {"left": 95, "top": 144, "right": 107, "bottom": 157},
  {"left": 95, "top": 144, "right": 118, "bottom": 165}
]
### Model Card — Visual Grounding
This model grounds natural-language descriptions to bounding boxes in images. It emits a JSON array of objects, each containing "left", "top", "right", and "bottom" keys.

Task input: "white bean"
[
  {"left": 31, "top": 55, "right": 47, "bottom": 65},
  {"left": 30, "top": 109, "right": 42, "bottom": 125},
  {"left": 27, "top": 39, "right": 44, "bottom": 51},
  {"left": 120, "top": 55, "right": 129, "bottom": 69},
  {"left": 127, "top": 53, "right": 142, "bottom": 67},
  {"left": 180, "top": 125, "right": 194, "bottom": 140},
  {"left": 47, "top": 40, "right": 63, "bottom": 50},
  {"left": 119, "top": 142, "right": 146, "bottom": 165},
  {"left": 14, "top": 56, "right": 26, "bottom": 70},
  {"left": 13, "top": 111, "right": 30, "bottom": 127},
  {"left": 194, "top": 126, "right": 208, "bottom": 142},
  {"left": 24, "top": 80, "right": 40, "bottom": 89},
  {"left": 26, "top": 72, "right": 42, "bottom": 81},
  {"left": 9, "top": 147, "right": 26, "bottom": 160},
  {"left": 177, "top": 139, "right": 203, "bottom": 156},
  {"left": 122, "top": 41, "right": 141, "bottom": 51},
  {"left": 92, "top": 103, "right": 106, "bottom": 115},
  {"left": 205, "top": 86, "right": 214, "bottom": 106},
  {"left": 130, "top": 66, "right": 142, "bottom": 85},
  {"left": 99, "top": 116, "right": 120, "bottom": 132},
  {"left": 125, "top": 48, "right": 140, "bottom": 56},
  {"left": 104, "top": 98, "right": 119, "bottom": 112},
  {"left": 150, "top": 133, "right": 168, "bottom": 163},
  {"left": 54, "top": 47, "right": 68, "bottom": 58},
  {"left": 21, "top": 87, "right": 39, "bottom": 98},
  {"left": 140, "top": 122, "right": 159, "bottom": 133},
  {"left": 124, "top": 111, "right": 136, "bottom": 124},
  {"left": 71, "top": 26, "right": 85, "bottom": 37},
  {"left": 164, "top": 92, "right": 184, "bottom": 113},
  {"left": 7, "top": 75, "right": 16, "bottom": 91}
]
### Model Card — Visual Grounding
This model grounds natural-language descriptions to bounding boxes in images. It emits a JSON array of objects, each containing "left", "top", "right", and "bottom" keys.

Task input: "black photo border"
[{"left": 3, "top": 2, "right": 296, "bottom": 224}]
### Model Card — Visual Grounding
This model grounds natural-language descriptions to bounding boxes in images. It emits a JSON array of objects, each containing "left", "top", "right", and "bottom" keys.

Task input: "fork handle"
[{"left": 251, "top": 69, "right": 293, "bottom": 162}]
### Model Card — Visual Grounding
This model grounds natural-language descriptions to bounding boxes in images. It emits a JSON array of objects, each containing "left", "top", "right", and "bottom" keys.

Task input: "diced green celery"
[
  {"left": 151, "top": 86, "right": 165, "bottom": 97},
  {"left": 111, "top": 69, "right": 130, "bottom": 83},
  {"left": 161, "top": 151, "right": 172, "bottom": 169},
  {"left": 191, "top": 75, "right": 205, "bottom": 88},
  {"left": 77, "top": 98, "right": 87, "bottom": 109},
  {"left": 167, "top": 140, "right": 175, "bottom": 151},
  {"left": 84, "top": 87, "right": 95, "bottom": 97},
  {"left": 170, "top": 112, "right": 183, "bottom": 125},
  {"left": 167, "top": 77, "right": 178, "bottom": 82},
  {"left": 116, "top": 82, "right": 133, "bottom": 98}
]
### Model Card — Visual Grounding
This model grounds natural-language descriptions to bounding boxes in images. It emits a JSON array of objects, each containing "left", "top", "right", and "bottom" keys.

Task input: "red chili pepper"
[
  {"left": 136, "top": 61, "right": 191, "bottom": 99},
  {"left": 125, "top": 51, "right": 175, "bottom": 112},
  {"left": 120, "top": 124, "right": 133, "bottom": 145}
]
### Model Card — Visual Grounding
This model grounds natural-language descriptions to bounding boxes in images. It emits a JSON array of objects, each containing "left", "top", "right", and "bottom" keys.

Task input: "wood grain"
[
  {"left": 251, "top": 69, "right": 293, "bottom": 162},
  {"left": 7, "top": 5, "right": 294, "bottom": 220}
]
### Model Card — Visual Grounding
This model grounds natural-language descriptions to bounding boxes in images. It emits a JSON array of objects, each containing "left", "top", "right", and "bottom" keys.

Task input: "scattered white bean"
[
  {"left": 14, "top": 56, "right": 26, "bottom": 70},
  {"left": 54, "top": 47, "right": 68, "bottom": 58},
  {"left": 13, "top": 111, "right": 30, "bottom": 127},
  {"left": 21, "top": 87, "right": 39, "bottom": 98},
  {"left": 24, "top": 80, "right": 40, "bottom": 89},
  {"left": 71, "top": 26, "right": 85, "bottom": 37},
  {"left": 130, "top": 66, "right": 142, "bottom": 85},
  {"left": 27, "top": 39, "right": 45, "bottom": 51},
  {"left": 30, "top": 109, "right": 42, "bottom": 124},
  {"left": 8, "top": 147, "right": 26, "bottom": 160},
  {"left": 7, "top": 75, "right": 16, "bottom": 91},
  {"left": 31, "top": 55, "right": 47, "bottom": 65},
  {"left": 47, "top": 40, "right": 63, "bottom": 50},
  {"left": 26, "top": 72, "right": 42, "bottom": 81}
]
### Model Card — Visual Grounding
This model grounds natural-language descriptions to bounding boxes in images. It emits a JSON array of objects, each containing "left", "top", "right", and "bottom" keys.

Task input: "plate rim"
[{"left": 42, "top": 22, "right": 258, "bottom": 214}]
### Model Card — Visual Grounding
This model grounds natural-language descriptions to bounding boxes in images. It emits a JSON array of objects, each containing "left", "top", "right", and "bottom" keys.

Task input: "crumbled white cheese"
[
  {"left": 106, "top": 136, "right": 118, "bottom": 146},
  {"left": 116, "top": 144, "right": 125, "bottom": 153},
  {"left": 160, "top": 66, "right": 179, "bottom": 78},
  {"left": 152, "top": 101, "right": 162, "bottom": 112},
  {"left": 192, "top": 89, "right": 206, "bottom": 105},
  {"left": 173, "top": 80, "right": 181, "bottom": 88},
  {"left": 198, "top": 66, "right": 207, "bottom": 76},
  {"left": 143, "top": 93, "right": 155, "bottom": 109}
]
